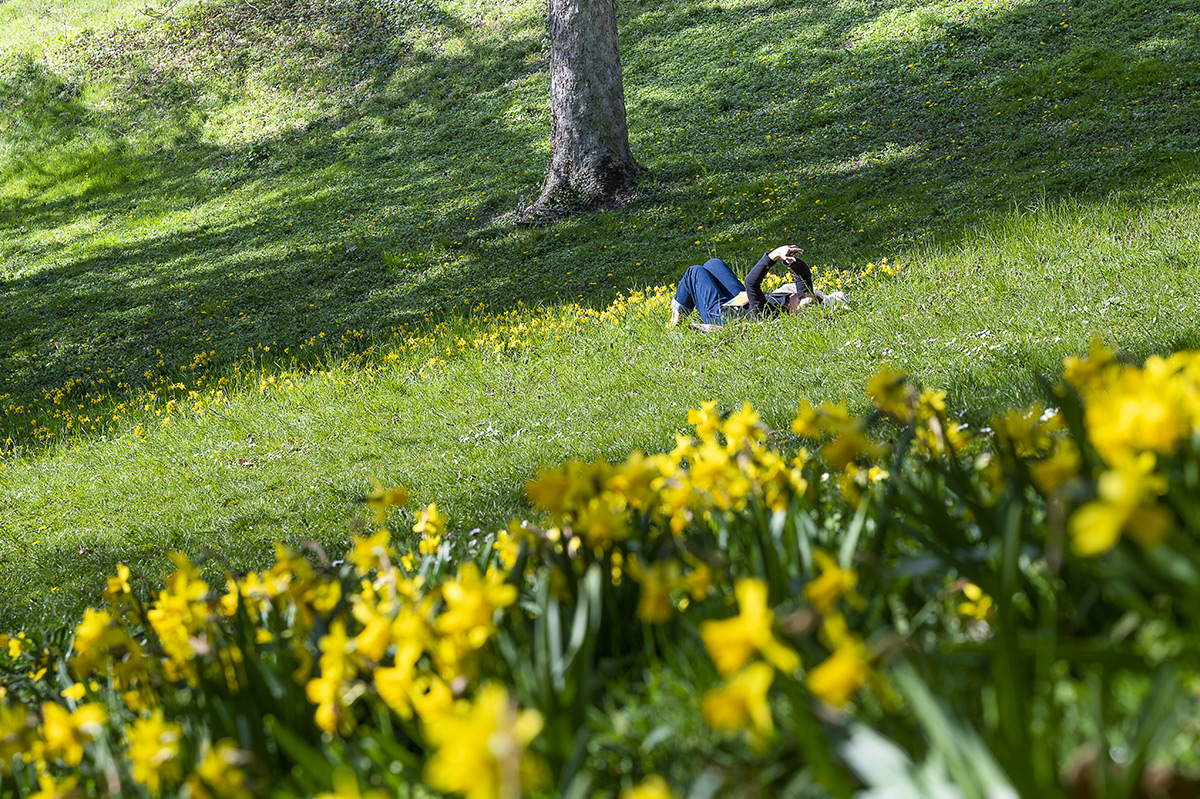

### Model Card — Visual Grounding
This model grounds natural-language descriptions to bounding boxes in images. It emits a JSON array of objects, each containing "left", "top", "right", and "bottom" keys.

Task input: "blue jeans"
[{"left": 672, "top": 258, "right": 744, "bottom": 324}]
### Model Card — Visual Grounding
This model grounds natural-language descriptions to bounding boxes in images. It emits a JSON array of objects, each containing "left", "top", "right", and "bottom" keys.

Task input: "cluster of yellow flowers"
[
  {"left": 994, "top": 343, "right": 1200, "bottom": 557},
  {"left": 1, "top": 287, "right": 677, "bottom": 455},
  {"left": 521, "top": 396, "right": 879, "bottom": 741},
  {"left": 0, "top": 390, "right": 883, "bottom": 798},
  {"left": 5, "top": 347, "right": 1196, "bottom": 798}
]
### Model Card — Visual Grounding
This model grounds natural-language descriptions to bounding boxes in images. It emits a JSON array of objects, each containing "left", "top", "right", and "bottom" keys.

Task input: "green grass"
[{"left": 2, "top": 0, "right": 1200, "bottom": 628}]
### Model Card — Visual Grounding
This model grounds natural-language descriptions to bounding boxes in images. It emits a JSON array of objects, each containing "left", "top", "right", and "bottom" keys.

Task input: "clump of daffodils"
[{"left": 5, "top": 345, "right": 1200, "bottom": 798}]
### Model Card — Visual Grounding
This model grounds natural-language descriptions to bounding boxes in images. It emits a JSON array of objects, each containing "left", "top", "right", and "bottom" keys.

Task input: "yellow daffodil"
[
  {"left": 423, "top": 684, "right": 544, "bottom": 799},
  {"left": 572, "top": 496, "right": 629, "bottom": 550},
  {"left": 27, "top": 773, "right": 78, "bottom": 799},
  {"left": 687, "top": 400, "right": 720, "bottom": 442},
  {"left": 186, "top": 740, "right": 252, "bottom": 799},
  {"left": 436, "top": 564, "right": 517, "bottom": 650},
  {"left": 525, "top": 468, "right": 573, "bottom": 516},
  {"left": 700, "top": 661, "right": 775, "bottom": 749},
  {"left": 866, "top": 362, "right": 912, "bottom": 421},
  {"left": 103, "top": 562, "right": 133, "bottom": 604},
  {"left": 0, "top": 703, "right": 34, "bottom": 762},
  {"left": 803, "top": 550, "right": 862, "bottom": 615},
  {"left": 626, "top": 556, "right": 683, "bottom": 624},
  {"left": 348, "top": 529, "right": 394, "bottom": 575},
  {"left": 1030, "top": 440, "right": 1080, "bottom": 496},
  {"left": 126, "top": 710, "right": 183, "bottom": 792},
  {"left": 699, "top": 578, "right": 800, "bottom": 677},
  {"left": 957, "top": 583, "right": 995, "bottom": 622},
  {"left": 621, "top": 775, "right": 675, "bottom": 799},
  {"left": 363, "top": 481, "right": 408, "bottom": 525},
  {"left": 305, "top": 622, "right": 356, "bottom": 735},
  {"left": 722, "top": 402, "right": 763, "bottom": 450},
  {"left": 38, "top": 701, "right": 107, "bottom": 766},
  {"left": 414, "top": 504, "right": 446, "bottom": 556},
  {"left": 807, "top": 640, "right": 870, "bottom": 708},
  {"left": 1069, "top": 452, "right": 1172, "bottom": 556}
]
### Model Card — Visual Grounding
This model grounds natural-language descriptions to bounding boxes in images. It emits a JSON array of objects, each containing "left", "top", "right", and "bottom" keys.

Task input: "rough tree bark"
[{"left": 523, "top": 0, "right": 644, "bottom": 221}]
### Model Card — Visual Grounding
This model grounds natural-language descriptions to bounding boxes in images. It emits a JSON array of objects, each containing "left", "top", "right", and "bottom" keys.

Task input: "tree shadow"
[{"left": 0, "top": 0, "right": 1197, "bottom": 451}]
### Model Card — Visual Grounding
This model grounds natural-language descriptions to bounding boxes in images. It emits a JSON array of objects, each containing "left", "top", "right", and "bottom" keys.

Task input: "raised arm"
[{"left": 746, "top": 245, "right": 818, "bottom": 313}]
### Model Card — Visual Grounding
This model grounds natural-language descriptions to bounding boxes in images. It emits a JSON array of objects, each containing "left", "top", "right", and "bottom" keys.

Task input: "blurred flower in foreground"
[
  {"left": 621, "top": 774, "right": 675, "bottom": 799},
  {"left": 700, "top": 578, "right": 800, "bottom": 677},
  {"left": 423, "top": 684, "right": 544, "bottom": 799},
  {"left": 701, "top": 661, "right": 776, "bottom": 750}
]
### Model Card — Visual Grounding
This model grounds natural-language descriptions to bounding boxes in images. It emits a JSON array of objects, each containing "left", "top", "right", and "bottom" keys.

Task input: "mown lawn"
[{"left": 1, "top": 0, "right": 1199, "bottom": 628}]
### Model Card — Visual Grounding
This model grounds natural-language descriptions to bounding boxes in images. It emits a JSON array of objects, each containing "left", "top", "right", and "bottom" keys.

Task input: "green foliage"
[
  {"left": 0, "top": 0, "right": 1199, "bottom": 629},
  {"left": 5, "top": 349, "right": 1200, "bottom": 797}
]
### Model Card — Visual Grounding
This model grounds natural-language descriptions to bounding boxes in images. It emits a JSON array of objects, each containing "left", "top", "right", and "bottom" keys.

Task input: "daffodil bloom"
[
  {"left": 1069, "top": 452, "right": 1172, "bottom": 556},
  {"left": 700, "top": 578, "right": 800, "bottom": 677},
  {"left": 957, "top": 583, "right": 995, "bottom": 622},
  {"left": 626, "top": 556, "right": 683, "bottom": 624},
  {"left": 0, "top": 703, "right": 34, "bottom": 762},
  {"left": 436, "top": 564, "right": 517, "bottom": 650},
  {"left": 306, "top": 622, "right": 356, "bottom": 735},
  {"left": 103, "top": 562, "right": 133, "bottom": 604},
  {"left": 423, "top": 684, "right": 544, "bottom": 799},
  {"left": 807, "top": 639, "right": 870, "bottom": 708},
  {"left": 792, "top": 399, "right": 856, "bottom": 438},
  {"left": 866, "top": 362, "right": 912, "bottom": 421},
  {"left": 803, "top": 550, "right": 862, "bottom": 615},
  {"left": 1030, "top": 440, "right": 1080, "bottom": 496},
  {"left": 126, "top": 710, "right": 183, "bottom": 792},
  {"left": 27, "top": 773, "right": 78, "bottom": 799},
  {"left": 38, "top": 701, "right": 107, "bottom": 766},
  {"left": 414, "top": 504, "right": 446, "bottom": 556},
  {"left": 348, "top": 529, "right": 394, "bottom": 575},
  {"left": 995, "top": 404, "right": 1056, "bottom": 457},
  {"left": 700, "top": 661, "right": 775, "bottom": 749},
  {"left": 493, "top": 523, "right": 522, "bottom": 569},
  {"left": 607, "top": 451, "right": 668, "bottom": 511},
  {"left": 917, "top": 387, "right": 947, "bottom": 419},
  {"left": 572, "top": 495, "right": 629, "bottom": 550},
  {"left": 525, "top": 468, "right": 573, "bottom": 516},
  {"left": 146, "top": 556, "right": 212, "bottom": 674},
  {"left": 410, "top": 674, "right": 455, "bottom": 723},
  {"left": 60, "top": 683, "right": 86, "bottom": 702},
  {"left": 621, "top": 775, "right": 676, "bottom": 799},
  {"left": 1084, "top": 355, "right": 1192, "bottom": 464},
  {"left": 821, "top": 429, "right": 887, "bottom": 472},
  {"left": 186, "top": 740, "right": 252, "bottom": 799},
  {"left": 363, "top": 481, "right": 408, "bottom": 525},
  {"left": 687, "top": 400, "right": 720, "bottom": 441},
  {"left": 722, "top": 402, "right": 763, "bottom": 450}
]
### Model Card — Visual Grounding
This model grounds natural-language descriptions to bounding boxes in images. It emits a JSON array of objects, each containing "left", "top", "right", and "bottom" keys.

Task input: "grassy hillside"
[{"left": 2, "top": 0, "right": 1199, "bottom": 627}]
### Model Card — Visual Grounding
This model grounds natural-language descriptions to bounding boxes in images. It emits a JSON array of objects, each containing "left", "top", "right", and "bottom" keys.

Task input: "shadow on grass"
[{"left": 0, "top": 0, "right": 1197, "bottom": 452}]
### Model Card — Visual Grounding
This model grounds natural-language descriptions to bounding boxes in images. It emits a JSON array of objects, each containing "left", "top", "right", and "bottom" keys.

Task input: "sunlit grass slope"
[{"left": 2, "top": 0, "right": 1199, "bottom": 626}]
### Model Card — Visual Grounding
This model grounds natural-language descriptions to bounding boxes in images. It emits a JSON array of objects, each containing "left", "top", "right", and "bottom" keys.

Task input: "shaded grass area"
[{"left": 1, "top": 0, "right": 1199, "bottom": 626}]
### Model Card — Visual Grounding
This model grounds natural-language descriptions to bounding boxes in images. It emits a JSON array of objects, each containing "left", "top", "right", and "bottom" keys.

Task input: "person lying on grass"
[{"left": 667, "top": 245, "right": 847, "bottom": 331}]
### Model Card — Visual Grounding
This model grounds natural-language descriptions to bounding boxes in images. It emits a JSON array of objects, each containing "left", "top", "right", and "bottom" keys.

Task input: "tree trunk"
[{"left": 525, "top": 0, "right": 643, "bottom": 220}]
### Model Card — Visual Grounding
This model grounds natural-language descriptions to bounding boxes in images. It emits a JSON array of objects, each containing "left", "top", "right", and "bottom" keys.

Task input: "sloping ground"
[{"left": 0, "top": 0, "right": 1198, "bottom": 626}]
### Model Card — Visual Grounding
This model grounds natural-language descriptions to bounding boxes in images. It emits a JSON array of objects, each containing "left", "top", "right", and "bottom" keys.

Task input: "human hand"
[{"left": 768, "top": 245, "right": 804, "bottom": 264}]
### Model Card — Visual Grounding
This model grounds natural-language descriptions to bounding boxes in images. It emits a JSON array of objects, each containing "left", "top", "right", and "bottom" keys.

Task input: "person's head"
[{"left": 786, "top": 293, "right": 817, "bottom": 313}]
